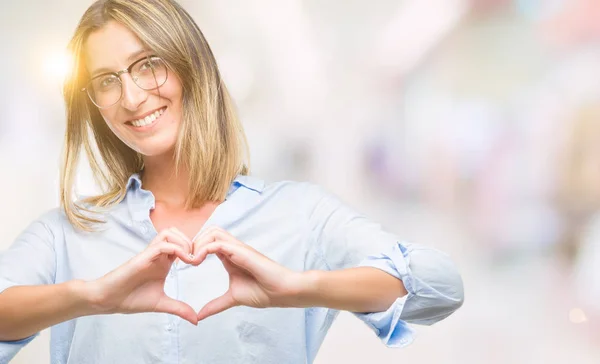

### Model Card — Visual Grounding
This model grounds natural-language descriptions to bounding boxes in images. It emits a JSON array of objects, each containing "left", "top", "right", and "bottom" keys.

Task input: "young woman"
[{"left": 0, "top": 0, "right": 464, "bottom": 363}]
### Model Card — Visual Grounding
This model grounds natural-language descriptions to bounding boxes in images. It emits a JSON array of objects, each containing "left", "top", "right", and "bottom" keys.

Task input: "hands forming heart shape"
[{"left": 86, "top": 227, "right": 307, "bottom": 325}]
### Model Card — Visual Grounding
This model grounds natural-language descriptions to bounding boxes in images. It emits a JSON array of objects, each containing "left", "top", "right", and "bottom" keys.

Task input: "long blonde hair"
[{"left": 62, "top": 0, "right": 250, "bottom": 231}]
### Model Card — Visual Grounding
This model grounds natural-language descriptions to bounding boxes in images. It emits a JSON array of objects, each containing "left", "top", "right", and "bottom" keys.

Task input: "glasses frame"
[{"left": 81, "top": 55, "right": 168, "bottom": 109}]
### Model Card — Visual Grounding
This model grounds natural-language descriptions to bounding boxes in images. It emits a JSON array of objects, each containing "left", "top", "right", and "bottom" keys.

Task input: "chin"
[
  {"left": 119, "top": 133, "right": 177, "bottom": 157},
  {"left": 134, "top": 143, "right": 177, "bottom": 158}
]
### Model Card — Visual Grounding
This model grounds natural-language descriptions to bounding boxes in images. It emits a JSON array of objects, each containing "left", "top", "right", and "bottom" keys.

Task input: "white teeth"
[{"left": 130, "top": 108, "right": 165, "bottom": 127}]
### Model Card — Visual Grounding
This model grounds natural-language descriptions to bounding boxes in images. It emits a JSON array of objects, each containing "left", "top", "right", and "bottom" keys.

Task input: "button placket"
[
  {"left": 139, "top": 220, "right": 155, "bottom": 238},
  {"left": 164, "top": 267, "right": 178, "bottom": 333}
]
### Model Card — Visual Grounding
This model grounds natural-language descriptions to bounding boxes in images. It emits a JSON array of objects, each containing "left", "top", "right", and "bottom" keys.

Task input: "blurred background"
[{"left": 2, "top": 0, "right": 600, "bottom": 362}]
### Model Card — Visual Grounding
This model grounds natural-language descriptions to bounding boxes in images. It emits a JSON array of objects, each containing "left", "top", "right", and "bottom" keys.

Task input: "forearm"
[
  {"left": 0, "top": 280, "right": 98, "bottom": 341},
  {"left": 297, "top": 267, "right": 407, "bottom": 313}
]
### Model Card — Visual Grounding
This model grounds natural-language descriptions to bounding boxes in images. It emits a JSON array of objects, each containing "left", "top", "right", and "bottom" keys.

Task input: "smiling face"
[{"left": 84, "top": 21, "right": 183, "bottom": 157}]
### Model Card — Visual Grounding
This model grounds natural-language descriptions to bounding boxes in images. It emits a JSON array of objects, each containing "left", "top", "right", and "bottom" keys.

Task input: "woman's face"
[{"left": 84, "top": 21, "right": 183, "bottom": 157}]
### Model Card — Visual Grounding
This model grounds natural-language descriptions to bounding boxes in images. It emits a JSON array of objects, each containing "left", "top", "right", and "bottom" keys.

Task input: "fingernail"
[{"left": 188, "top": 253, "right": 195, "bottom": 259}]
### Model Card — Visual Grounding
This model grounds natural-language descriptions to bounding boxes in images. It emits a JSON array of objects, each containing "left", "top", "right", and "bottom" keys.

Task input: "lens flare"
[{"left": 44, "top": 51, "right": 73, "bottom": 84}]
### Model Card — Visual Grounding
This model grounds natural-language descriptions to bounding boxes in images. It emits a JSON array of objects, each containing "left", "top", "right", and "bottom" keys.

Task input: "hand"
[
  {"left": 88, "top": 228, "right": 199, "bottom": 325},
  {"left": 191, "top": 227, "right": 305, "bottom": 321}
]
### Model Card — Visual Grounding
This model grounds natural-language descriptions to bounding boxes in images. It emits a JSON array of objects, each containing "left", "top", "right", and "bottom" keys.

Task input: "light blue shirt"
[{"left": 0, "top": 174, "right": 463, "bottom": 364}]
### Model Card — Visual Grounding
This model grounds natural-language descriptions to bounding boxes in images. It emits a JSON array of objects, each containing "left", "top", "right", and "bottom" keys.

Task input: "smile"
[{"left": 126, "top": 107, "right": 167, "bottom": 129}]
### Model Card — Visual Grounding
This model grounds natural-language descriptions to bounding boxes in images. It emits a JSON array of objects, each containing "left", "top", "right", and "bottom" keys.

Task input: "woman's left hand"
[{"left": 191, "top": 227, "right": 307, "bottom": 321}]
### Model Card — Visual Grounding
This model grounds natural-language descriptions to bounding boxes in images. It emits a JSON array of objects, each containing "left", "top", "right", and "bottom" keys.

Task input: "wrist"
[
  {"left": 291, "top": 270, "right": 324, "bottom": 308},
  {"left": 70, "top": 279, "right": 113, "bottom": 315},
  {"left": 64, "top": 280, "right": 100, "bottom": 316}
]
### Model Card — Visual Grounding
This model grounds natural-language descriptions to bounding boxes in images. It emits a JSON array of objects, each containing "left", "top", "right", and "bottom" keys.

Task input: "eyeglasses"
[{"left": 81, "top": 55, "right": 168, "bottom": 109}]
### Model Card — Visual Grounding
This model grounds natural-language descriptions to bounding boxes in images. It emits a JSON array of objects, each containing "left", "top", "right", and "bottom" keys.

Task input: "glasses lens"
[
  {"left": 132, "top": 56, "right": 168, "bottom": 90},
  {"left": 87, "top": 74, "right": 122, "bottom": 108}
]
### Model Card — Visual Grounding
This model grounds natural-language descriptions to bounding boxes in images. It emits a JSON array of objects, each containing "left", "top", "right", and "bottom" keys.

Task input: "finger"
[
  {"left": 192, "top": 226, "right": 226, "bottom": 256},
  {"left": 215, "top": 251, "right": 245, "bottom": 270},
  {"left": 206, "top": 228, "right": 252, "bottom": 250},
  {"left": 167, "top": 228, "right": 193, "bottom": 264},
  {"left": 151, "top": 242, "right": 195, "bottom": 265},
  {"left": 191, "top": 240, "right": 219, "bottom": 265},
  {"left": 216, "top": 252, "right": 250, "bottom": 275},
  {"left": 152, "top": 229, "right": 193, "bottom": 255},
  {"left": 168, "top": 227, "right": 192, "bottom": 252},
  {"left": 193, "top": 227, "right": 242, "bottom": 256},
  {"left": 192, "top": 240, "right": 233, "bottom": 265},
  {"left": 197, "top": 291, "right": 236, "bottom": 321},
  {"left": 194, "top": 242, "right": 260, "bottom": 272},
  {"left": 193, "top": 226, "right": 221, "bottom": 242},
  {"left": 155, "top": 295, "right": 199, "bottom": 325},
  {"left": 211, "top": 228, "right": 243, "bottom": 245},
  {"left": 216, "top": 252, "right": 229, "bottom": 264}
]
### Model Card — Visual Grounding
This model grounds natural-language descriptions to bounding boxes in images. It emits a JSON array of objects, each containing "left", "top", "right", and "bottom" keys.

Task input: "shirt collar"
[
  {"left": 124, "top": 173, "right": 264, "bottom": 222},
  {"left": 125, "top": 173, "right": 264, "bottom": 196},
  {"left": 231, "top": 174, "right": 265, "bottom": 194},
  {"left": 126, "top": 173, "right": 142, "bottom": 191}
]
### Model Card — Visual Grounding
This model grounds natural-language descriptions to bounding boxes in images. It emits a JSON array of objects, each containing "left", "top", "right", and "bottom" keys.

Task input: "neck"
[{"left": 141, "top": 154, "right": 189, "bottom": 208}]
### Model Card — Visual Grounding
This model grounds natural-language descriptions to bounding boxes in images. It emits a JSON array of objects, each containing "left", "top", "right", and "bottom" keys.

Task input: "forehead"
[{"left": 85, "top": 21, "right": 146, "bottom": 74}]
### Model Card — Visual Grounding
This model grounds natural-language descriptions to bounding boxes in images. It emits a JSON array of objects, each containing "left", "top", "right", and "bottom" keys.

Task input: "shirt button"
[
  {"left": 166, "top": 324, "right": 173, "bottom": 332},
  {"left": 140, "top": 224, "right": 149, "bottom": 234}
]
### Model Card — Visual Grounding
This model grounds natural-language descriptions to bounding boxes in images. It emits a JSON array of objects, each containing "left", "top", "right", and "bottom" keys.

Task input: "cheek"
[
  {"left": 163, "top": 75, "right": 184, "bottom": 107},
  {"left": 99, "top": 111, "right": 130, "bottom": 142},
  {"left": 99, "top": 110, "right": 119, "bottom": 128}
]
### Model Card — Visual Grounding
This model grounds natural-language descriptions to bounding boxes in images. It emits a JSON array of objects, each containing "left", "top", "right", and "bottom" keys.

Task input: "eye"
[
  {"left": 96, "top": 75, "right": 119, "bottom": 89},
  {"left": 139, "top": 57, "right": 161, "bottom": 72}
]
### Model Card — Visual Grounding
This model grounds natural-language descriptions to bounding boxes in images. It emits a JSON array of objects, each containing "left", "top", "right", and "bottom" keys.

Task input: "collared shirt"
[{"left": 0, "top": 174, "right": 464, "bottom": 364}]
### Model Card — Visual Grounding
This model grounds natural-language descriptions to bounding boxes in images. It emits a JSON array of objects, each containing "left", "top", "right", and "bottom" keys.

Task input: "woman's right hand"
[{"left": 86, "top": 228, "right": 198, "bottom": 325}]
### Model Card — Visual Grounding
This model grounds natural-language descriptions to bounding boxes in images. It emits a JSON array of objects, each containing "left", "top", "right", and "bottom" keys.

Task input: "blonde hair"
[{"left": 62, "top": 0, "right": 250, "bottom": 231}]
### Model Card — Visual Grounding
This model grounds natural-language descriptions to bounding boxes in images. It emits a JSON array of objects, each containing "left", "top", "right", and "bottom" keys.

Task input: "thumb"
[
  {"left": 197, "top": 291, "right": 236, "bottom": 321},
  {"left": 155, "top": 295, "right": 199, "bottom": 325}
]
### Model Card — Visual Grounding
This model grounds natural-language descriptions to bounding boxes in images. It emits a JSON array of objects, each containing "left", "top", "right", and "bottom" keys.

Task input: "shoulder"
[
  {"left": 30, "top": 203, "right": 113, "bottom": 236},
  {"left": 34, "top": 207, "right": 67, "bottom": 229},
  {"left": 255, "top": 177, "right": 328, "bottom": 202},
  {"left": 244, "top": 176, "right": 341, "bottom": 216},
  {"left": 16, "top": 207, "right": 67, "bottom": 244}
]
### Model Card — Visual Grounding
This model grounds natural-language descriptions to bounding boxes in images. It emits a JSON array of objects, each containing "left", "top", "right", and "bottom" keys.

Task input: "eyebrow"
[{"left": 90, "top": 49, "right": 151, "bottom": 78}]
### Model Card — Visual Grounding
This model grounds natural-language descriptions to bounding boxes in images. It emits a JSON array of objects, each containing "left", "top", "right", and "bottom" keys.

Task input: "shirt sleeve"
[
  {"left": 0, "top": 213, "right": 58, "bottom": 362},
  {"left": 306, "top": 184, "right": 464, "bottom": 347}
]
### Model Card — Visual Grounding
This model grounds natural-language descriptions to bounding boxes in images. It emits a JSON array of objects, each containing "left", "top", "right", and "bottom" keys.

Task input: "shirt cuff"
[
  {"left": 354, "top": 241, "right": 416, "bottom": 347},
  {"left": 353, "top": 294, "right": 415, "bottom": 347}
]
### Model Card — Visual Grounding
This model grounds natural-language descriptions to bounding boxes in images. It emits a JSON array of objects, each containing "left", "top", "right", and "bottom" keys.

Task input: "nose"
[{"left": 120, "top": 73, "right": 148, "bottom": 111}]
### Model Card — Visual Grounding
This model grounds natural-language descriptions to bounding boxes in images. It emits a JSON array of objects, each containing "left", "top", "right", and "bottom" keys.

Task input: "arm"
[
  {"left": 306, "top": 184, "right": 464, "bottom": 323},
  {"left": 0, "top": 222, "right": 199, "bottom": 342},
  {"left": 0, "top": 217, "right": 59, "bottom": 342},
  {"left": 295, "top": 267, "right": 407, "bottom": 313},
  {"left": 190, "top": 225, "right": 463, "bottom": 321},
  {"left": 0, "top": 281, "right": 94, "bottom": 341},
  {"left": 188, "top": 183, "right": 463, "bottom": 347},
  {"left": 301, "top": 183, "right": 464, "bottom": 348}
]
